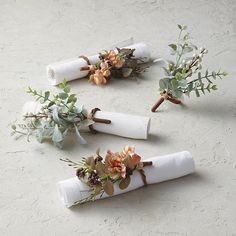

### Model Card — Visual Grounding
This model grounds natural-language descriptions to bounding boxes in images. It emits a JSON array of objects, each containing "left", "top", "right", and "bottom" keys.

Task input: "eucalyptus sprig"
[
  {"left": 151, "top": 24, "right": 228, "bottom": 112},
  {"left": 11, "top": 80, "right": 94, "bottom": 148}
]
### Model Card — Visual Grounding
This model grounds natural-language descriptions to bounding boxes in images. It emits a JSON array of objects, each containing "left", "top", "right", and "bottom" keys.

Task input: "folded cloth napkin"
[
  {"left": 47, "top": 42, "right": 151, "bottom": 85},
  {"left": 92, "top": 110, "right": 150, "bottom": 139},
  {"left": 22, "top": 101, "right": 151, "bottom": 140},
  {"left": 58, "top": 151, "right": 195, "bottom": 207}
]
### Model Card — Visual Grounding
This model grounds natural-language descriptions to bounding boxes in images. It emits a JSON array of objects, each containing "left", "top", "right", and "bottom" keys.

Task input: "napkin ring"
[{"left": 88, "top": 108, "right": 111, "bottom": 134}]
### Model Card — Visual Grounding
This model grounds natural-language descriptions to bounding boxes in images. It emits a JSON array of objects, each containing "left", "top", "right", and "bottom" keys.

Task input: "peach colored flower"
[
  {"left": 131, "top": 153, "right": 141, "bottom": 166},
  {"left": 113, "top": 57, "right": 125, "bottom": 69},
  {"left": 100, "top": 61, "right": 111, "bottom": 77},
  {"left": 89, "top": 70, "right": 107, "bottom": 85},
  {"left": 120, "top": 146, "right": 141, "bottom": 166},
  {"left": 106, "top": 150, "right": 126, "bottom": 178},
  {"left": 120, "top": 145, "right": 135, "bottom": 158},
  {"left": 107, "top": 50, "right": 116, "bottom": 62},
  {"left": 106, "top": 50, "right": 125, "bottom": 69},
  {"left": 88, "top": 65, "right": 96, "bottom": 72}
]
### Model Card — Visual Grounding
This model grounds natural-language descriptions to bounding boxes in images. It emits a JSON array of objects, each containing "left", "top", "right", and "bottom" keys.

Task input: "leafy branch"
[
  {"left": 11, "top": 80, "right": 94, "bottom": 149},
  {"left": 151, "top": 25, "right": 228, "bottom": 112}
]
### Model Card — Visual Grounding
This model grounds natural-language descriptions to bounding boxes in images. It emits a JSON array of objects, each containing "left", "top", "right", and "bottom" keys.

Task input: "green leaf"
[
  {"left": 79, "top": 119, "right": 95, "bottom": 127},
  {"left": 159, "top": 79, "right": 167, "bottom": 90},
  {"left": 48, "top": 101, "right": 55, "bottom": 107},
  {"left": 182, "top": 46, "right": 193, "bottom": 54},
  {"left": 188, "top": 82, "right": 193, "bottom": 92},
  {"left": 178, "top": 24, "right": 187, "bottom": 30},
  {"left": 44, "top": 91, "right": 50, "bottom": 102},
  {"left": 211, "top": 84, "right": 218, "bottom": 90},
  {"left": 59, "top": 79, "right": 67, "bottom": 89},
  {"left": 58, "top": 92, "right": 68, "bottom": 100},
  {"left": 206, "top": 83, "right": 211, "bottom": 92},
  {"left": 63, "top": 86, "right": 71, "bottom": 93},
  {"left": 52, "top": 125, "right": 63, "bottom": 142},
  {"left": 178, "top": 79, "right": 187, "bottom": 88},
  {"left": 175, "top": 72, "right": 183, "bottom": 81},
  {"left": 11, "top": 124, "right": 16, "bottom": 130},
  {"left": 195, "top": 89, "right": 200, "bottom": 97},
  {"left": 200, "top": 85, "right": 205, "bottom": 94},
  {"left": 168, "top": 44, "right": 177, "bottom": 51},
  {"left": 119, "top": 176, "right": 131, "bottom": 190},
  {"left": 212, "top": 71, "right": 216, "bottom": 79},
  {"left": 178, "top": 24, "right": 182, "bottom": 30},
  {"left": 172, "top": 89, "right": 182, "bottom": 98},
  {"left": 74, "top": 125, "right": 86, "bottom": 144},
  {"left": 122, "top": 68, "right": 133, "bottom": 77},
  {"left": 171, "top": 79, "right": 178, "bottom": 90},
  {"left": 67, "top": 94, "right": 77, "bottom": 104},
  {"left": 198, "top": 72, "right": 203, "bottom": 86}
]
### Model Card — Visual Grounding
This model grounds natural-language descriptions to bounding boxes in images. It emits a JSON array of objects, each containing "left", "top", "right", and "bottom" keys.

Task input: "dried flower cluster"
[
  {"left": 86, "top": 48, "right": 146, "bottom": 85},
  {"left": 11, "top": 80, "right": 94, "bottom": 148},
  {"left": 152, "top": 25, "right": 228, "bottom": 112},
  {"left": 61, "top": 146, "right": 152, "bottom": 205}
]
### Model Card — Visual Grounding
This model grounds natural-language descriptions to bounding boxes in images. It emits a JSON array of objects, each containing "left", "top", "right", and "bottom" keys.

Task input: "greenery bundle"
[
  {"left": 11, "top": 81, "right": 110, "bottom": 148},
  {"left": 151, "top": 25, "right": 228, "bottom": 112}
]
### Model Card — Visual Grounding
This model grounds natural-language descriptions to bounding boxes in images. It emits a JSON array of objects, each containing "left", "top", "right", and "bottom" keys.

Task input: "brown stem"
[
  {"left": 167, "top": 97, "right": 181, "bottom": 104},
  {"left": 151, "top": 97, "right": 165, "bottom": 112},
  {"left": 93, "top": 117, "right": 111, "bottom": 124},
  {"left": 24, "top": 114, "right": 47, "bottom": 118}
]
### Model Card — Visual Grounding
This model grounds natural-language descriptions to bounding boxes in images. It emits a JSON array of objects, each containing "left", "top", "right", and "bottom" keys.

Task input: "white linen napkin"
[
  {"left": 47, "top": 42, "right": 151, "bottom": 85},
  {"left": 93, "top": 111, "right": 150, "bottom": 139},
  {"left": 22, "top": 102, "right": 151, "bottom": 139},
  {"left": 58, "top": 151, "right": 195, "bottom": 207}
]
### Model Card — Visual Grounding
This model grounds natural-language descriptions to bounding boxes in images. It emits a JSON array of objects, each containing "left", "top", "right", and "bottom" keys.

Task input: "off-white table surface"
[{"left": 1, "top": 0, "right": 236, "bottom": 235}]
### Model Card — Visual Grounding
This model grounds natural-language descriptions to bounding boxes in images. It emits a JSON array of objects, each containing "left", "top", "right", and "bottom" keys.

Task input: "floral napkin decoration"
[
  {"left": 11, "top": 81, "right": 110, "bottom": 148},
  {"left": 81, "top": 48, "right": 147, "bottom": 85},
  {"left": 61, "top": 146, "right": 152, "bottom": 205}
]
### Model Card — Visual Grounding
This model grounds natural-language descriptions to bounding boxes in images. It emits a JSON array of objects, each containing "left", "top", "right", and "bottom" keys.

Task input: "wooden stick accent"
[
  {"left": 167, "top": 97, "right": 181, "bottom": 104},
  {"left": 142, "top": 161, "right": 153, "bottom": 167},
  {"left": 151, "top": 97, "right": 165, "bottom": 112},
  {"left": 80, "top": 66, "right": 90, "bottom": 71},
  {"left": 93, "top": 117, "right": 111, "bottom": 124},
  {"left": 88, "top": 108, "right": 111, "bottom": 134}
]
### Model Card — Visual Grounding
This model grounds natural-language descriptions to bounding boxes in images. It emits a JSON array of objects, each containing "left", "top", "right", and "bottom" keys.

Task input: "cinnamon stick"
[
  {"left": 142, "top": 161, "right": 153, "bottom": 167},
  {"left": 93, "top": 117, "right": 111, "bottom": 124},
  {"left": 167, "top": 97, "right": 181, "bottom": 104},
  {"left": 151, "top": 97, "right": 165, "bottom": 112}
]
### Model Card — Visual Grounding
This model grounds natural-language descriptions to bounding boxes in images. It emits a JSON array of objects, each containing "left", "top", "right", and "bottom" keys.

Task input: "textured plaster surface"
[{"left": 0, "top": 0, "right": 236, "bottom": 235}]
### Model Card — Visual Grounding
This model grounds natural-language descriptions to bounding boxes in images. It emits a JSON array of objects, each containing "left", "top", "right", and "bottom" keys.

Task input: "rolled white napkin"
[
  {"left": 93, "top": 111, "right": 150, "bottom": 139},
  {"left": 22, "top": 102, "right": 150, "bottom": 140},
  {"left": 47, "top": 42, "right": 151, "bottom": 85},
  {"left": 58, "top": 151, "right": 195, "bottom": 207}
]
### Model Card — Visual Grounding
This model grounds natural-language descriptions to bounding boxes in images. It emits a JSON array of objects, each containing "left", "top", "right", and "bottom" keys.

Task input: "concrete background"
[{"left": 0, "top": 0, "right": 236, "bottom": 235}]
